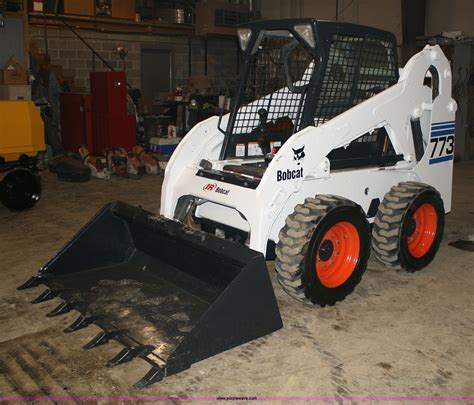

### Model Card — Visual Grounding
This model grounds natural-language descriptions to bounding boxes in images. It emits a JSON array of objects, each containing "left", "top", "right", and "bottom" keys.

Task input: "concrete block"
[
  {"left": 76, "top": 68, "right": 92, "bottom": 78},
  {"left": 68, "top": 59, "right": 86, "bottom": 69},
  {"left": 77, "top": 50, "right": 94, "bottom": 60},
  {"left": 59, "top": 50, "right": 77, "bottom": 59},
  {"left": 67, "top": 40, "right": 83, "bottom": 50}
]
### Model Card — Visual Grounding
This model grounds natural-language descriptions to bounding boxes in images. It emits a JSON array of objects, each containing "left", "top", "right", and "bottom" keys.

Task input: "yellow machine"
[
  {"left": 0, "top": 101, "right": 45, "bottom": 210},
  {"left": 0, "top": 101, "right": 45, "bottom": 161}
]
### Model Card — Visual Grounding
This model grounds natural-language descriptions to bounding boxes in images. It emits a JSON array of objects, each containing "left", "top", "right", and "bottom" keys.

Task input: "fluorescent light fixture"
[
  {"left": 237, "top": 28, "right": 252, "bottom": 51},
  {"left": 294, "top": 24, "right": 315, "bottom": 48}
]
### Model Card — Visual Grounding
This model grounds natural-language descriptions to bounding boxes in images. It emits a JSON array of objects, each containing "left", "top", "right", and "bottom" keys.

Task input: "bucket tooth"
[
  {"left": 31, "top": 288, "right": 57, "bottom": 304},
  {"left": 83, "top": 330, "right": 128, "bottom": 350},
  {"left": 46, "top": 301, "right": 74, "bottom": 317},
  {"left": 134, "top": 366, "right": 165, "bottom": 389},
  {"left": 106, "top": 345, "right": 154, "bottom": 368},
  {"left": 63, "top": 315, "right": 97, "bottom": 333},
  {"left": 17, "top": 275, "right": 44, "bottom": 290}
]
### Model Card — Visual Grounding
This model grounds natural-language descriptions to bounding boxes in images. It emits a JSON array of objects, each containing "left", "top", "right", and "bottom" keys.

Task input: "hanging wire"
[{"left": 333, "top": 0, "right": 356, "bottom": 20}]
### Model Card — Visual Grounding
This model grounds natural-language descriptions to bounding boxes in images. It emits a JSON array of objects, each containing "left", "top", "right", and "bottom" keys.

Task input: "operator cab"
[{"left": 198, "top": 19, "right": 402, "bottom": 185}]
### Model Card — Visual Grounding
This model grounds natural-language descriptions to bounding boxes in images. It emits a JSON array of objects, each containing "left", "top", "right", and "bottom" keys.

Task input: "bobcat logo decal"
[{"left": 292, "top": 146, "right": 305, "bottom": 165}]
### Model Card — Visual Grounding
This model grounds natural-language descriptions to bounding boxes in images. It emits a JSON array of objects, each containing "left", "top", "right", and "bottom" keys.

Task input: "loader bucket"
[{"left": 18, "top": 201, "right": 282, "bottom": 388}]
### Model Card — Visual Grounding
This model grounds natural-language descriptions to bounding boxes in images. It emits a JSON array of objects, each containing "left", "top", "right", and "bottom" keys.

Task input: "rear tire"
[
  {"left": 371, "top": 182, "right": 445, "bottom": 272},
  {"left": 275, "top": 195, "right": 370, "bottom": 306}
]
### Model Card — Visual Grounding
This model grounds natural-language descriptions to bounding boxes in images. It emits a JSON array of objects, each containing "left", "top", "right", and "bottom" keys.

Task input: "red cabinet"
[
  {"left": 60, "top": 93, "right": 93, "bottom": 153},
  {"left": 90, "top": 71, "right": 128, "bottom": 115},
  {"left": 90, "top": 71, "right": 136, "bottom": 151},
  {"left": 92, "top": 113, "right": 136, "bottom": 152}
]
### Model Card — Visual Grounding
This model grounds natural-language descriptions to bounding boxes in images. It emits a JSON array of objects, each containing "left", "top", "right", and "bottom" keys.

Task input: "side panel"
[
  {"left": 267, "top": 169, "right": 411, "bottom": 243},
  {"left": 160, "top": 116, "right": 226, "bottom": 218},
  {"left": 0, "top": 101, "right": 45, "bottom": 161}
]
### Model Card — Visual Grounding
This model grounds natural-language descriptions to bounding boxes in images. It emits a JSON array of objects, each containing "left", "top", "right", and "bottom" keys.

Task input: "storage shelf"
[{"left": 28, "top": 12, "right": 195, "bottom": 36}]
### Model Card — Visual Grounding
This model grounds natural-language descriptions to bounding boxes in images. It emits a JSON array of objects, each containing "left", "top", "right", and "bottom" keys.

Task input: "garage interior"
[{"left": 0, "top": 0, "right": 473, "bottom": 401}]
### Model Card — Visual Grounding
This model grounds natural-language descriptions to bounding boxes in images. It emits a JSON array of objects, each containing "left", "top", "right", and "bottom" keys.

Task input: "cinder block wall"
[{"left": 29, "top": 27, "right": 239, "bottom": 94}]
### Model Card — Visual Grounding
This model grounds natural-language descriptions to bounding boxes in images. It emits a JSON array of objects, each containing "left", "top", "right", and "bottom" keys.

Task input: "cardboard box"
[
  {"left": 190, "top": 75, "right": 210, "bottom": 93},
  {"left": 63, "top": 0, "right": 94, "bottom": 16},
  {"left": 0, "top": 85, "right": 32, "bottom": 101},
  {"left": 112, "top": 0, "right": 136, "bottom": 19},
  {"left": 1, "top": 57, "right": 27, "bottom": 85}
]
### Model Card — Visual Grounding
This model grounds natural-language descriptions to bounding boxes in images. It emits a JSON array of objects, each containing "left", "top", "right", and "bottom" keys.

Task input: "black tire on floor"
[
  {"left": 371, "top": 181, "right": 445, "bottom": 272},
  {"left": 275, "top": 195, "right": 371, "bottom": 306}
]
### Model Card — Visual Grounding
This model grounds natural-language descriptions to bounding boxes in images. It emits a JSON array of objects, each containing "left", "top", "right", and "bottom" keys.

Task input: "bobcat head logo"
[{"left": 292, "top": 146, "right": 305, "bottom": 165}]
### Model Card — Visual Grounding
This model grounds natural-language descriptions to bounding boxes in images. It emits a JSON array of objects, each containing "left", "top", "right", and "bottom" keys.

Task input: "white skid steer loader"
[
  {"left": 19, "top": 19, "right": 456, "bottom": 387},
  {"left": 161, "top": 18, "right": 456, "bottom": 305}
]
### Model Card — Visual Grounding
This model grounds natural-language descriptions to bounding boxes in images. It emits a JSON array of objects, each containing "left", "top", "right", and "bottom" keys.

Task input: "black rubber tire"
[
  {"left": 275, "top": 195, "right": 371, "bottom": 306},
  {"left": 0, "top": 168, "right": 41, "bottom": 211},
  {"left": 371, "top": 181, "right": 445, "bottom": 272}
]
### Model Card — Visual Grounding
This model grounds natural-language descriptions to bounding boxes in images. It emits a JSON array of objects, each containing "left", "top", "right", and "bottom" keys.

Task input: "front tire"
[
  {"left": 275, "top": 195, "right": 370, "bottom": 306},
  {"left": 371, "top": 182, "right": 445, "bottom": 272}
]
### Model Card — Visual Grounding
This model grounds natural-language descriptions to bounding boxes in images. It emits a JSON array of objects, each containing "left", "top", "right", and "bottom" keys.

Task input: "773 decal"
[{"left": 429, "top": 121, "right": 455, "bottom": 165}]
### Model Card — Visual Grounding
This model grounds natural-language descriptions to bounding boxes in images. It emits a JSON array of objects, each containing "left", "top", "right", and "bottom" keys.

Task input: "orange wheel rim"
[
  {"left": 407, "top": 203, "right": 437, "bottom": 258},
  {"left": 315, "top": 222, "right": 360, "bottom": 288}
]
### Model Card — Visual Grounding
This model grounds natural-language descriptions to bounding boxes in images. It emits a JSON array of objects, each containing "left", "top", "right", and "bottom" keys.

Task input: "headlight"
[
  {"left": 237, "top": 28, "right": 252, "bottom": 51},
  {"left": 294, "top": 24, "right": 315, "bottom": 48}
]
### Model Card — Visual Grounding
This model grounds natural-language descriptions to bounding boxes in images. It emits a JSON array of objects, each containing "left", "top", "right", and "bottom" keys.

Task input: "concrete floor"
[{"left": 0, "top": 161, "right": 473, "bottom": 401}]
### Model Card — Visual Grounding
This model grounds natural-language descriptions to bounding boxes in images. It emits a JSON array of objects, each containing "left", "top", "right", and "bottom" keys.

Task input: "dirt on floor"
[{"left": 0, "top": 162, "right": 473, "bottom": 403}]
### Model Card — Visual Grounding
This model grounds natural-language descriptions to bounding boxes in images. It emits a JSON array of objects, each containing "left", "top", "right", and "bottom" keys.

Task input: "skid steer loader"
[{"left": 19, "top": 19, "right": 456, "bottom": 387}]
